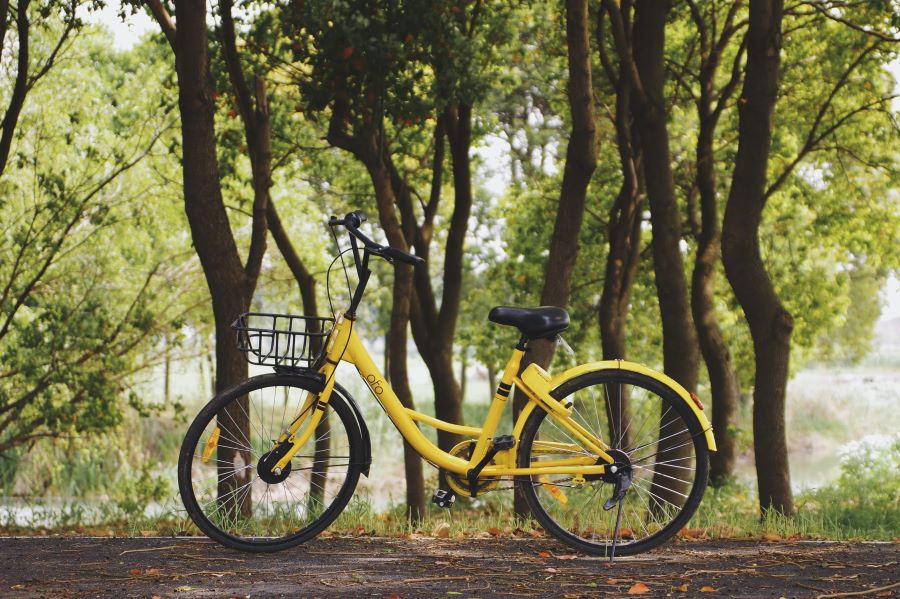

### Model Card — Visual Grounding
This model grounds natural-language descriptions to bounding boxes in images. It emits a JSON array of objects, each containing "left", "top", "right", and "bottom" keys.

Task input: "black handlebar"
[{"left": 329, "top": 211, "right": 425, "bottom": 267}]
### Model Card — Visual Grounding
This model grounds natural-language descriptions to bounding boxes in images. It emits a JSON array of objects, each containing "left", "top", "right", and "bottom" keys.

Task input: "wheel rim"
[
  {"left": 521, "top": 373, "right": 707, "bottom": 552},
  {"left": 183, "top": 381, "right": 357, "bottom": 544}
]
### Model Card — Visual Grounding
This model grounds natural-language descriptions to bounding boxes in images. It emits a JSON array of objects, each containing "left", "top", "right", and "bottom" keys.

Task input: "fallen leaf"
[
  {"left": 488, "top": 527, "right": 502, "bottom": 537},
  {"left": 130, "top": 568, "right": 141, "bottom": 575},
  {"left": 432, "top": 522, "right": 450, "bottom": 538},
  {"left": 618, "top": 527, "right": 635, "bottom": 539},
  {"left": 539, "top": 550, "right": 552, "bottom": 558},
  {"left": 679, "top": 527, "right": 706, "bottom": 539},
  {"left": 676, "top": 583, "right": 689, "bottom": 592},
  {"left": 175, "top": 587, "right": 193, "bottom": 593},
  {"left": 700, "top": 586, "right": 717, "bottom": 593},
  {"left": 628, "top": 582, "right": 650, "bottom": 594},
  {"left": 145, "top": 568, "right": 161, "bottom": 576},
  {"left": 606, "top": 578, "right": 620, "bottom": 584},
  {"left": 557, "top": 554, "right": 578, "bottom": 560},
  {"left": 761, "top": 532, "right": 781, "bottom": 542},
  {"left": 544, "top": 567, "right": 558, "bottom": 574},
  {"left": 386, "top": 595, "right": 400, "bottom": 599}
]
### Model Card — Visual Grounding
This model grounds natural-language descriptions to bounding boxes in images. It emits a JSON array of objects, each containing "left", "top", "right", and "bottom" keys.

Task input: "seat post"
[{"left": 515, "top": 335, "right": 529, "bottom": 352}]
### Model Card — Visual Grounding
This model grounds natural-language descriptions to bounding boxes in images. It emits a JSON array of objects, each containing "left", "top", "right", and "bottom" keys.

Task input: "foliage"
[
  {"left": 0, "top": 28, "right": 197, "bottom": 454},
  {"left": 797, "top": 434, "right": 900, "bottom": 536}
]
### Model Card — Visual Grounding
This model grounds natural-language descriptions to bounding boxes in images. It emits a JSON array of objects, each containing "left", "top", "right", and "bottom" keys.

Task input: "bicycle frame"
[{"left": 269, "top": 313, "right": 618, "bottom": 478}]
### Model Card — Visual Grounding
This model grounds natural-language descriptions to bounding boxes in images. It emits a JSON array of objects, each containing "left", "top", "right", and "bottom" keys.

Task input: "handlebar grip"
[{"left": 382, "top": 246, "right": 425, "bottom": 267}]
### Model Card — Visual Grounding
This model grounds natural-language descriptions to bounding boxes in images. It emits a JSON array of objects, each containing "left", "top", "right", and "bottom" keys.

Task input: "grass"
[{"left": 2, "top": 353, "right": 898, "bottom": 543}]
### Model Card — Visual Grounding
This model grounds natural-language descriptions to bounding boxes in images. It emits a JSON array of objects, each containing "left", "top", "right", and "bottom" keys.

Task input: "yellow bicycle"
[{"left": 178, "top": 211, "right": 716, "bottom": 556}]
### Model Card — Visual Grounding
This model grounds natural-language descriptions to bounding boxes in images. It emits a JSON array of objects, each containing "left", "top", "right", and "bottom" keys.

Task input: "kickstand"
[{"left": 609, "top": 497, "right": 625, "bottom": 563}]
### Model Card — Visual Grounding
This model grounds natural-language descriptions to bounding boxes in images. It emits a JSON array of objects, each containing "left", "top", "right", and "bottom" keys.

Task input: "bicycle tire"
[
  {"left": 178, "top": 373, "right": 363, "bottom": 552},
  {"left": 517, "top": 369, "right": 709, "bottom": 556}
]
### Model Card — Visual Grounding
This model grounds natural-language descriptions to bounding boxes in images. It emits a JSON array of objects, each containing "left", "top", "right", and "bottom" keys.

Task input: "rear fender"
[{"left": 548, "top": 360, "right": 717, "bottom": 452}]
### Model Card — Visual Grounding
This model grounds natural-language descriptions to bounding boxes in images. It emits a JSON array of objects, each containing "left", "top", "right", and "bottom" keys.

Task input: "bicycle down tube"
[{"left": 272, "top": 312, "right": 616, "bottom": 478}]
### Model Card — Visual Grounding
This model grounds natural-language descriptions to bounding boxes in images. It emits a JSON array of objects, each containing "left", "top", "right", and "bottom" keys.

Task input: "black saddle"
[{"left": 488, "top": 306, "right": 570, "bottom": 339}]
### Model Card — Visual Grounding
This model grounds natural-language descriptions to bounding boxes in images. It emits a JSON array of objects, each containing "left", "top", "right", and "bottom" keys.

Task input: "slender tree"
[
  {"left": 605, "top": 0, "right": 699, "bottom": 506},
  {"left": 683, "top": 0, "right": 746, "bottom": 485},
  {"left": 721, "top": 0, "right": 793, "bottom": 515},
  {"left": 147, "top": 0, "right": 268, "bottom": 514},
  {"left": 513, "top": 0, "right": 598, "bottom": 516},
  {"left": 596, "top": 0, "right": 644, "bottom": 450}
]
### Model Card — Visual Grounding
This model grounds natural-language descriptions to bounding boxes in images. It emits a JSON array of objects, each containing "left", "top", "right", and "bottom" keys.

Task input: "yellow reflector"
[
  {"left": 538, "top": 475, "right": 568, "bottom": 504},
  {"left": 202, "top": 427, "right": 220, "bottom": 463}
]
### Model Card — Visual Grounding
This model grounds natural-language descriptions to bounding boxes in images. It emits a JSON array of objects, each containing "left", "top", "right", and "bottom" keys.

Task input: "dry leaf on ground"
[
  {"left": 628, "top": 582, "right": 650, "bottom": 594},
  {"left": 432, "top": 523, "right": 450, "bottom": 538}
]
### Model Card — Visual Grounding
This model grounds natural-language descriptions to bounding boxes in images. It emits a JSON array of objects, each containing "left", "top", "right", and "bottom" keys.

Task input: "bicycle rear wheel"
[
  {"left": 517, "top": 369, "right": 709, "bottom": 556},
  {"left": 178, "top": 374, "right": 363, "bottom": 552}
]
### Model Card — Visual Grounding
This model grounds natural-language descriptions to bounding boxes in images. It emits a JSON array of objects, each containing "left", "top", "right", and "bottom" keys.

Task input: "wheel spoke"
[
  {"left": 180, "top": 379, "right": 361, "bottom": 550},
  {"left": 518, "top": 371, "right": 708, "bottom": 557}
]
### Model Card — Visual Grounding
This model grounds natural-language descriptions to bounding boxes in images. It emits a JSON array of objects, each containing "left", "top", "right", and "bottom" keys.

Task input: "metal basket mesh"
[{"left": 232, "top": 312, "right": 334, "bottom": 368}]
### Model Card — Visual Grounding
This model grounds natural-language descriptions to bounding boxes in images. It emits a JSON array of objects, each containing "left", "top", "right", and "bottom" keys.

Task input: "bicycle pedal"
[
  {"left": 492, "top": 435, "right": 515, "bottom": 450},
  {"left": 431, "top": 489, "right": 456, "bottom": 509}
]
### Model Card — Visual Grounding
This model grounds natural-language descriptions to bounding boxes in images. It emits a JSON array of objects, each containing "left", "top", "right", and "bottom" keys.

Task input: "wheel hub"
[
  {"left": 258, "top": 449, "right": 292, "bottom": 484},
  {"left": 589, "top": 448, "right": 631, "bottom": 482}
]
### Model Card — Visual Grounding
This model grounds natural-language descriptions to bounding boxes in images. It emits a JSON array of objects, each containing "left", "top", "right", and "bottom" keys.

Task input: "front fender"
[
  {"left": 548, "top": 360, "right": 717, "bottom": 452},
  {"left": 333, "top": 382, "right": 372, "bottom": 476}
]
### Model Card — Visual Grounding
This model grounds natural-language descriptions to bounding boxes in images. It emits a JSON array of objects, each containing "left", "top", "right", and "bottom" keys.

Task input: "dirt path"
[{"left": 0, "top": 536, "right": 896, "bottom": 598}]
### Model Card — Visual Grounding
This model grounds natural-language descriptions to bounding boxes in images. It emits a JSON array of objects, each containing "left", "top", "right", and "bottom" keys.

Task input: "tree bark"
[
  {"left": 721, "top": 0, "right": 794, "bottom": 516},
  {"left": 597, "top": 5, "right": 643, "bottom": 450},
  {"left": 326, "top": 110, "right": 426, "bottom": 521},
  {"left": 152, "top": 0, "right": 272, "bottom": 515},
  {"left": 407, "top": 105, "right": 469, "bottom": 452},
  {"left": 0, "top": 0, "right": 31, "bottom": 178},
  {"left": 513, "top": 0, "right": 598, "bottom": 518},
  {"left": 628, "top": 0, "right": 699, "bottom": 507},
  {"left": 687, "top": 2, "right": 745, "bottom": 485}
]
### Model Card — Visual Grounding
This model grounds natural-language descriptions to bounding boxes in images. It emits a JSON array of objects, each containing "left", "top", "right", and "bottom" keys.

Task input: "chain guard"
[{"left": 443, "top": 440, "right": 500, "bottom": 497}]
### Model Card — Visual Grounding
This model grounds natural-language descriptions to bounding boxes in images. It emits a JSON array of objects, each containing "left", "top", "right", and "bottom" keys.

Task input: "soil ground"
[{"left": 0, "top": 536, "right": 896, "bottom": 598}]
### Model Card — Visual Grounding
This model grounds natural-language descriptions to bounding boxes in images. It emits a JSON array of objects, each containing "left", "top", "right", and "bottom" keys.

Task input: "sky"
[{"left": 87, "top": 7, "right": 900, "bottom": 323}]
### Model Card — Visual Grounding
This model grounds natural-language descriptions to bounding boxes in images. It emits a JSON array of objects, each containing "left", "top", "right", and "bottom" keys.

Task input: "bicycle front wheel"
[
  {"left": 178, "top": 374, "right": 363, "bottom": 552},
  {"left": 517, "top": 369, "right": 709, "bottom": 556}
]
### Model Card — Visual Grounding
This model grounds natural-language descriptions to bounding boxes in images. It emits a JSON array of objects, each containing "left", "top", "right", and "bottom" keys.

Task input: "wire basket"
[{"left": 232, "top": 312, "right": 334, "bottom": 369}]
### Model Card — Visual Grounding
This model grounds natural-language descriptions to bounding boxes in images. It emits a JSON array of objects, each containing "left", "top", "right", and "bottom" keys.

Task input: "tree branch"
[
  {"left": 146, "top": 0, "right": 176, "bottom": 51},
  {"left": 0, "top": 0, "right": 31, "bottom": 177}
]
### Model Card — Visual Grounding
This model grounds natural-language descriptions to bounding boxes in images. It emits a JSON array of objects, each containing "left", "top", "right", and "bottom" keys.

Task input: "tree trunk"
[
  {"left": 514, "top": 0, "right": 598, "bottom": 518},
  {"left": 721, "top": 0, "right": 793, "bottom": 516},
  {"left": 631, "top": 0, "right": 699, "bottom": 508},
  {"left": 171, "top": 0, "right": 253, "bottom": 517},
  {"left": 265, "top": 198, "right": 332, "bottom": 507},
  {"left": 598, "top": 38, "right": 643, "bottom": 451},
  {"left": 406, "top": 104, "right": 470, "bottom": 452},
  {"left": 692, "top": 117, "right": 740, "bottom": 486},
  {"left": 326, "top": 116, "right": 428, "bottom": 520},
  {"left": 683, "top": 1, "right": 746, "bottom": 488},
  {"left": 389, "top": 264, "right": 426, "bottom": 522}
]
